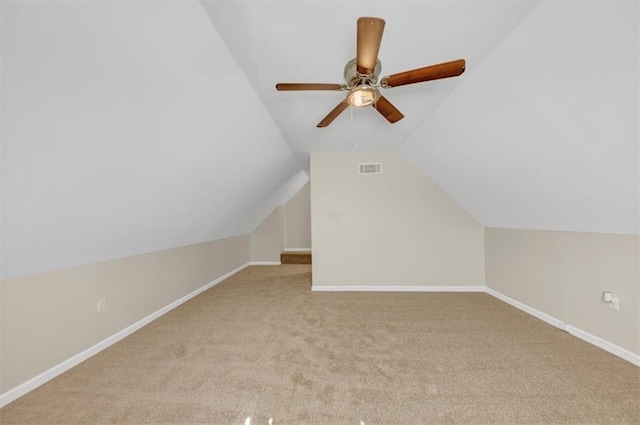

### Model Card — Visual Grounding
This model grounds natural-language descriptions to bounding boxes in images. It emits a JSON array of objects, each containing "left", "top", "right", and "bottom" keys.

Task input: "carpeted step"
[{"left": 280, "top": 251, "right": 312, "bottom": 264}]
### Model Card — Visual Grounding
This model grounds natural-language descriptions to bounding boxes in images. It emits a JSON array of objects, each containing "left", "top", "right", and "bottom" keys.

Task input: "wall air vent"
[{"left": 359, "top": 162, "right": 382, "bottom": 175}]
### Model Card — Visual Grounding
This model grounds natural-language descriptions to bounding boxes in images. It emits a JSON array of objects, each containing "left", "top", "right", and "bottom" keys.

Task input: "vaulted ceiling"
[
  {"left": 2, "top": 1, "right": 301, "bottom": 277},
  {"left": 203, "top": 1, "right": 638, "bottom": 235},
  {"left": 2, "top": 1, "right": 638, "bottom": 278},
  {"left": 400, "top": 2, "right": 639, "bottom": 234},
  {"left": 201, "top": 1, "right": 539, "bottom": 159}
]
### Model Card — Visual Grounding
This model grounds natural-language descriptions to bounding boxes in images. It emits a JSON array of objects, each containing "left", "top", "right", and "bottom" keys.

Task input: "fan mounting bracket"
[{"left": 344, "top": 58, "right": 382, "bottom": 88}]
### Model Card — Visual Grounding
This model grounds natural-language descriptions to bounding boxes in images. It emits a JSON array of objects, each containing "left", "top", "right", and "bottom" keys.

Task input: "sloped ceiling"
[
  {"left": 400, "top": 2, "right": 639, "bottom": 234},
  {"left": 201, "top": 1, "right": 539, "bottom": 159},
  {"left": 1, "top": 1, "right": 300, "bottom": 278},
  {"left": 204, "top": 1, "right": 638, "bottom": 235},
  {"left": 3, "top": 1, "right": 638, "bottom": 278}
]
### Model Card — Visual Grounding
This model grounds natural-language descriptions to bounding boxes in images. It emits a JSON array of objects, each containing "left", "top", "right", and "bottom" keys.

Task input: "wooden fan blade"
[
  {"left": 276, "top": 83, "right": 346, "bottom": 91},
  {"left": 381, "top": 59, "right": 466, "bottom": 88},
  {"left": 356, "top": 17, "right": 385, "bottom": 75},
  {"left": 317, "top": 100, "right": 349, "bottom": 128},
  {"left": 373, "top": 96, "right": 404, "bottom": 123}
]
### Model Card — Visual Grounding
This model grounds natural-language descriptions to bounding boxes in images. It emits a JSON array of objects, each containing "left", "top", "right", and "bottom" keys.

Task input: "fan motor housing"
[{"left": 343, "top": 58, "right": 382, "bottom": 87}]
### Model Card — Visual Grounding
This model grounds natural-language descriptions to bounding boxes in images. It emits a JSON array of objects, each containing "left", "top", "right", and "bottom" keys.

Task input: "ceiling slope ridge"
[
  {"left": 197, "top": 1, "right": 303, "bottom": 167},
  {"left": 396, "top": 0, "right": 541, "bottom": 154}
]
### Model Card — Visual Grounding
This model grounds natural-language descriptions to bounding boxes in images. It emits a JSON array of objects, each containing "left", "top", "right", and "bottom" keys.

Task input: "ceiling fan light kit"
[
  {"left": 347, "top": 85, "right": 380, "bottom": 107},
  {"left": 276, "top": 17, "right": 466, "bottom": 128}
]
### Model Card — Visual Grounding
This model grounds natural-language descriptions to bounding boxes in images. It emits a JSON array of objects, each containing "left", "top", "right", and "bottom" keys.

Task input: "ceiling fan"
[{"left": 275, "top": 17, "right": 466, "bottom": 128}]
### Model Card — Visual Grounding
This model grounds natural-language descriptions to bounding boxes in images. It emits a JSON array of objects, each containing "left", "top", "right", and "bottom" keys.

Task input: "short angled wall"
[
  {"left": 0, "top": 234, "right": 251, "bottom": 402},
  {"left": 485, "top": 227, "right": 639, "bottom": 358},
  {"left": 3, "top": 225, "right": 637, "bottom": 407},
  {"left": 485, "top": 287, "right": 640, "bottom": 367},
  {"left": 311, "top": 283, "right": 639, "bottom": 366}
]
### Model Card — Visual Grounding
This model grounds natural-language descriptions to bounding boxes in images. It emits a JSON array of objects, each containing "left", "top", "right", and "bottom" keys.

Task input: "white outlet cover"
[{"left": 97, "top": 298, "right": 106, "bottom": 313}]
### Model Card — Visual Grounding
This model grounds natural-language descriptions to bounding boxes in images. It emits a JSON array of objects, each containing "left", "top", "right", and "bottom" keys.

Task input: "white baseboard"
[
  {"left": 313, "top": 284, "right": 640, "bottom": 367},
  {"left": 0, "top": 262, "right": 251, "bottom": 409},
  {"left": 283, "top": 248, "right": 312, "bottom": 252},
  {"left": 485, "top": 287, "right": 640, "bottom": 367},
  {"left": 565, "top": 325, "right": 640, "bottom": 367},
  {"left": 312, "top": 285, "right": 484, "bottom": 292},
  {"left": 249, "top": 261, "right": 281, "bottom": 265},
  {"left": 4, "top": 276, "right": 637, "bottom": 408},
  {"left": 484, "top": 287, "right": 563, "bottom": 328}
]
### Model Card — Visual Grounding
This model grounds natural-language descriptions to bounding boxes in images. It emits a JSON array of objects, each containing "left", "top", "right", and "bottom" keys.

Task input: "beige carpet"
[{"left": 1, "top": 265, "right": 638, "bottom": 424}]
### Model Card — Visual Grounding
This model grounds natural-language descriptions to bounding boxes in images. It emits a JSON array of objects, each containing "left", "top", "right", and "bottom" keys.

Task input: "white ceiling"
[
  {"left": 204, "top": 1, "right": 639, "bottom": 235},
  {"left": 1, "top": 1, "right": 300, "bottom": 278},
  {"left": 400, "top": 1, "right": 639, "bottom": 234},
  {"left": 2, "top": 1, "right": 638, "bottom": 277},
  {"left": 201, "top": 1, "right": 539, "bottom": 161}
]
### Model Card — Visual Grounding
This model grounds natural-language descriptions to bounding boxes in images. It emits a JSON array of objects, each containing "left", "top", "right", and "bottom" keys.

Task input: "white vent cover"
[{"left": 359, "top": 162, "right": 382, "bottom": 175}]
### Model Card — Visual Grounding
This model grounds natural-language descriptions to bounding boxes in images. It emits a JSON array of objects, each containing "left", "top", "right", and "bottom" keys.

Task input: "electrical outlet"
[
  {"left": 609, "top": 297, "right": 619, "bottom": 311},
  {"left": 97, "top": 298, "right": 106, "bottom": 313}
]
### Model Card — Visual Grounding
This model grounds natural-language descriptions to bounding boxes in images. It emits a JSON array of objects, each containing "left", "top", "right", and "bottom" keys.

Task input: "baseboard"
[
  {"left": 484, "top": 287, "right": 563, "bottom": 328},
  {"left": 312, "top": 285, "right": 484, "bottom": 292},
  {"left": 0, "top": 262, "right": 251, "bottom": 409},
  {"left": 313, "top": 284, "right": 639, "bottom": 367},
  {"left": 283, "top": 248, "right": 311, "bottom": 252},
  {"left": 4, "top": 277, "right": 637, "bottom": 408},
  {"left": 485, "top": 287, "right": 640, "bottom": 367},
  {"left": 565, "top": 325, "right": 640, "bottom": 367},
  {"left": 249, "top": 261, "right": 281, "bottom": 265}
]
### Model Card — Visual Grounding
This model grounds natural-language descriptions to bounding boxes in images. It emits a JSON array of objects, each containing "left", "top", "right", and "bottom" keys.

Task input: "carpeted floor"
[{"left": 1, "top": 265, "right": 638, "bottom": 424}]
